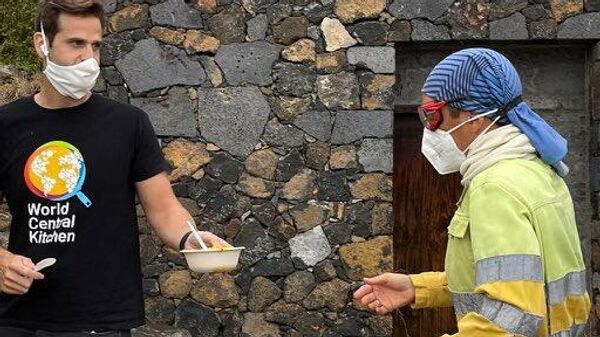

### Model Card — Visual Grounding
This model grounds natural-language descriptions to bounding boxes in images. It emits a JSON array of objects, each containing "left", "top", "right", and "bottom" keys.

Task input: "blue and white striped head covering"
[{"left": 422, "top": 48, "right": 569, "bottom": 177}]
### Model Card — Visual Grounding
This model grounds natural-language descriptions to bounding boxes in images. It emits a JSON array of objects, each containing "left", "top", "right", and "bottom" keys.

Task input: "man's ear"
[{"left": 33, "top": 32, "right": 47, "bottom": 59}]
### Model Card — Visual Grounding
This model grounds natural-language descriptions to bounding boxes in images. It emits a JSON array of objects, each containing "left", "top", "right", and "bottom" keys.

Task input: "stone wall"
[{"left": 0, "top": 0, "right": 596, "bottom": 336}]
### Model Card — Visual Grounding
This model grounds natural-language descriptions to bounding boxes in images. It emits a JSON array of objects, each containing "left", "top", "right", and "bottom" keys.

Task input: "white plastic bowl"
[{"left": 180, "top": 247, "right": 245, "bottom": 273}]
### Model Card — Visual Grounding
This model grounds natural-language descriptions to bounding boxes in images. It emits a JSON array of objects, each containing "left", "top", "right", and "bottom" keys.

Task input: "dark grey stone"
[
  {"left": 142, "top": 263, "right": 170, "bottom": 278},
  {"left": 116, "top": 39, "right": 206, "bottom": 94},
  {"left": 347, "top": 47, "right": 395, "bottom": 74},
  {"left": 307, "top": 26, "right": 321, "bottom": 40},
  {"left": 197, "top": 87, "right": 270, "bottom": 158},
  {"left": 100, "top": 32, "right": 136, "bottom": 66},
  {"left": 349, "top": 201, "right": 373, "bottom": 238},
  {"left": 305, "top": 3, "right": 333, "bottom": 24},
  {"left": 202, "top": 186, "right": 240, "bottom": 222},
  {"left": 205, "top": 153, "right": 244, "bottom": 184},
  {"left": 331, "top": 110, "right": 393, "bottom": 144},
  {"left": 252, "top": 257, "right": 296, "bottom": 277},
  {"left": 140, "top": 235, "right": 161, "bottom": 265},
  {"left": 388, "top": 0, "right": 453, "bottom": 20},
  {"left": 247, "top": 14, "right": 269, "bottom": 41},
  {"left": 207, "top": 5, "right": 246, "bottom": 44},
  {"left": 557, "top": 12, "right": 600, "bottom": 39},
  {"left": 317, "top": 171, "right": 351, "bottom": 202},
  {"left": 172, "top": 180, "right": 192, "bottom": 198},
  {"left": 145, "top": 297, "right": 176, "bottom": 325},
  {"left": 174, "top": 300, "right": 221, "bottom": 337},
  {"left": 244, "top": 0, "right": 279, "bottom": 13},
  {"left": 305, "top": 141, "right": 330, "bottom": 170},
  {"left": 447, "top": 2, "right": 488, "bottom": 40},
  {"left": 490, "top": 13, "right": 528, "bottom": 40},
  {"left": 488, "top": 0, "right": 528, "bottom": 20},
  {"left": 273, "top": 63, "right": 316, "bottom": 97},
  {"left": 284, "top": 270, "right": 317, "bottom": 303},
  {"left": 323, "top": 222, "right": 352, "bottom": 246},
  {"left": 150, "top": 0, "right": 203, "bottom": 28},
  {"left": 264, "top": 302, "right": 304, "bottom": 326},
  {"left": 529, "top": 18, "right": 557, "bottom": 39},
  {"left": 293, "top": 110, "right": 332, "bottom": 142},
  {"left": 264, "top": 120, "right": 305, "bottom": 148},
  {"left": 410, "top": 19, "right": 450, "bottom": 41},
  {"left": 358, "top": 138, "right": 393, "bottom": 173},
  {"left": 252, "top": 202, "right": 277, "bottom": 225},
  {"left": 215, "top": 41, "right": 283, "bottom": 86},
  {"left": 132, "top": 323, "right": 192, "bottom": 337},
  {"left": 143, "top": 279, "right": 160, "bottom": 296},
  {"left": 276, "top": 149, "right": 305, "bottom": 181},
  {"left": 388, "top": 20, "right": 412, "bottom": 42},
  {"left": 108, "top": 86, "right": 129, "bottom": 104},
  {"left": 189, "top": 176, "right": 223, "bottom": 204},
  {"left": 234, "top": 267, "right": 253, "bottom": 294},
  {"left": 366, "top": 316, "right": 394, "bottom": 337},
  {"left": 102, "top": 0, "right": 117, "bottom": 14},
  {"left": 328, "top": 317, "right": 366, "bottom": 336},
  {"left": 585, "top": 0, "right": 600, "bottom": 11},
  {"left": 323, "top": 331, "right": 342, "bottom": 337},
  {"left": 248, "top": 277, "right": 282, "bottom": 312},
  {"left": 131, "top": 87, "right": 197, "bottom": 137},
  {"left": 314, "top": 260, "right": 338, "bottom": 282},
  {"left": 131, "top": 29, "right": 148, "bottom": 41},
  {"left": 234, "top": 218, "right": 279, "bottom": 265},
  {"left": 102, "top": 67, "right": 124, "bottom": 85},
  {"left": 273, "top": 16, "right": 310, "bottom": 45},
  {"left": 522, "top": 5, "right": 551, "bottom": 22},
  {"left": 292, "top": 312, "right": 327, "bottom": 337},
  {"left": 317, "top": 72, "right": 360, "bottom": 109},
  {"left": 220, "top": 311, "right": 244, "bottom": 337},
  {"left": 267, "top": 3, "right": 292, "bottom": 24},
  {"left": 349, "top": 22, "right": 389, "bottom": 46}
]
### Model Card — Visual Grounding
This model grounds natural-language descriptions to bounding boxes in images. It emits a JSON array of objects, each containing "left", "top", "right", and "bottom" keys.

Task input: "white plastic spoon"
[
  {"left": 35, "top": 258, "right": 56, "bottom": 272},
  {"left": 186, "top": 220, "right": 208, "bottom": 251}
]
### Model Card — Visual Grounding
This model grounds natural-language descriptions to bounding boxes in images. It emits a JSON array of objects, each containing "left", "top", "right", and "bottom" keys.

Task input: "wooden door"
[{"left": 392, "top": 112, "right": 462, "bottom": 337}]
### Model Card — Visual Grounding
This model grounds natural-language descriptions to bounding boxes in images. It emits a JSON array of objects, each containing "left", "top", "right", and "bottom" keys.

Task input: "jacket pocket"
[{"left": 448, "top": 212, "right": 469, "bottom": 239}]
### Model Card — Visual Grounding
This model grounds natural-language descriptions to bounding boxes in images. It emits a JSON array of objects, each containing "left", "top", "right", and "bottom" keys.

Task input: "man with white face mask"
[
  {"left": 354, "top": 48, "right": 590, "bottom": 336},
  {"left": 0, "top": 1, "right": 228, "bottom": 335}
]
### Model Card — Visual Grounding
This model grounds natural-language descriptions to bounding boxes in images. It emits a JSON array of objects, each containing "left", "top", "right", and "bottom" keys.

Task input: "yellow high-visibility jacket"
[{"left": 410, "top": 158, "right": 590, "bottom": 337}]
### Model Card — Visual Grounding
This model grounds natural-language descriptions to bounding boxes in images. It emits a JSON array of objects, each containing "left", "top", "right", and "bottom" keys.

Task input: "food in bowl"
[{"left": 180, "top": 246, "right": 245, "bottom": 273}]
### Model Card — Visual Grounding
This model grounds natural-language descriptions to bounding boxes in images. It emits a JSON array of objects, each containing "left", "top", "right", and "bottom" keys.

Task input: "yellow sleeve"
[{"left": 409, "top": 272, "right": 453, "bottom": 309}]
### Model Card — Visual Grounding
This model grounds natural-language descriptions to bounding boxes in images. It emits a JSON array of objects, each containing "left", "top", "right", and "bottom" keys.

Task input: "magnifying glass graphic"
[{"left": 23, "top": 141, "right": 92, "bottom": 208}]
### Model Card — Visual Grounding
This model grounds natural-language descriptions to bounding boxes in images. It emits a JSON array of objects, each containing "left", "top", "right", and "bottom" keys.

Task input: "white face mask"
[
  {"left": 40, "top": 24, "right": 100, "bottom": 100},
  {"left": 421, "top": 109, "right": 500, "bottom": 175}
]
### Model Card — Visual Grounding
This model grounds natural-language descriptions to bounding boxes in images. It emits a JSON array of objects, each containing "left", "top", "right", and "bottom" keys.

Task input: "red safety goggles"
[{"left": 418, "top": 100, "right": 447, "bottom": 131}]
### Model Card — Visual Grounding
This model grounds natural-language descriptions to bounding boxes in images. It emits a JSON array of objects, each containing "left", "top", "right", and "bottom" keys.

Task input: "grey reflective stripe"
[
  {"left": 546, "top": 271, "right": 587, "bottom": 306},
  {"left": 452, "top": 293, "right": 543, "bottom": 337},
  {"left": 452, "top": 293, "right": 484, "bottom": 316},
  {"left": 479, "top": 296, "right": 543, "bottom": 337},
  {"left": 549, "top": 323, "right": 587, "bottom": 337},
  {"left": 475, "top": 254, "right": 543, "bottom": 286}
]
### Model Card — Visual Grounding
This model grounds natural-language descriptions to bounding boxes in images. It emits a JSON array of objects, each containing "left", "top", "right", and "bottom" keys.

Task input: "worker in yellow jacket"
[{"left": 353, "top": 48, "right": 590, "bottom": 337}]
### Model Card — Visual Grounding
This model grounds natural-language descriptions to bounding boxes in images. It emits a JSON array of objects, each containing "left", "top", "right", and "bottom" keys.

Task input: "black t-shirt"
[{"left": 0, "top": 94, "right": 168, "bottom": 331}]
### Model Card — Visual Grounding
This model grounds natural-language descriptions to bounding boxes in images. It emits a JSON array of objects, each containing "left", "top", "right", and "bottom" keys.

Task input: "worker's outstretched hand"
[{"left": 353, "top": 273, "right": 416, "bottom": 315}]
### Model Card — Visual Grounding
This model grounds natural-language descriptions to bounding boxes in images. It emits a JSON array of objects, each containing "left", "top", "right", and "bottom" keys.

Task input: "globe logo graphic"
[{"left": 24, "top": 141, "right": 92, "bottom": 207}]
